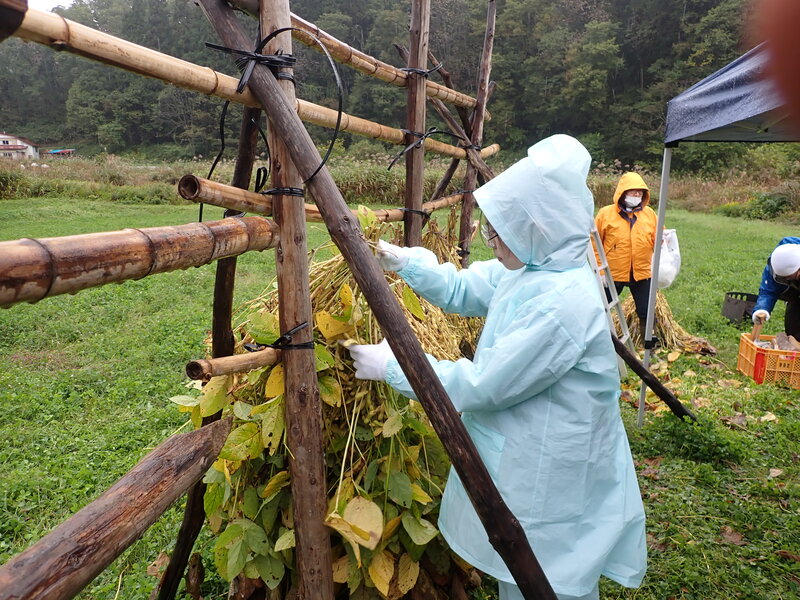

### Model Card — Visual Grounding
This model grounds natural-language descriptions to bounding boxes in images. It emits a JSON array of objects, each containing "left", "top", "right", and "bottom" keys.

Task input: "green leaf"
[
  {"left": 169, "top": 394, "right": 199, "bottom": 407},
  {"left": 227, "top": 538, "right": 248, "bottom": 580},
  {"left": 402, "top": 285, "right": 426, "bottom": 321},
  {"left": 318, "top": 374, "right": 342, "bottom": 407},
  {"left": 244, "top": 522, "right": 271, "bottom": 555},
  {"left": 199, "top": 376, "right": 231, "bottom": 417},
  {"left": 220, "top": 423, "right": 262, "bottom": 461},
  {"left": 274, "top": 529, "right": 296, "bottom": 552},
  {"left": 204, "top": 483, "right": 225, "bottom": 517},
  {"left": 357, "top": 205, "right": 377, "bottom": 229},
  {"left": 314, "top": 343, "right": 336, "bottom": 371},
  {"left": 364, "top": 460, "right": 379, "bottom": 493},
  {"left": 242, "top": 486, "right": 260, "bottom": 520},
  {"left": 261, "top": 493, "right": 282, "bottom": 533},
  {"left": 247, "top": 367, "right": 267, "bottom": 386},
  {"left": 401, "top": 512, "right": 438, "bottom": 545},
  {"left": 382, "top": 408, "right": 403, "bottom": 438},
  {"left": 213, "top": 523, "right": 244, "bottom": 581},
  {"left": 388, "top": 471, "right": 413, "bottom": 508},
  {"left": 233, "top": 401, "right": 254, "bottom": 421},
  {"left": 246, "top": 311, "right": 280, "bottom": 345},
  {"left": 252, "top": 553, "right": 285, "bottom": 590},
  {"left": 257, "top": 399, "right": 285, "bottom": 456}
]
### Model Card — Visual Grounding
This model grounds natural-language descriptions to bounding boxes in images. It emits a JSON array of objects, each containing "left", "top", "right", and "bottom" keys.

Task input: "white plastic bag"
[{"left": 655, "top": 229, "right": 681, "bottom": 288}]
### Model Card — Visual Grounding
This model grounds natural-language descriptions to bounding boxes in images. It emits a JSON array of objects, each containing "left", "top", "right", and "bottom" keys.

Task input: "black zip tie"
[
  {"left": 460, "top": 143, "right": 482, "bottom": 151},
  {"left": 262, "top": 187, "right": 305, "bottom": 197},
  {"left": 456, "top": 248, "right": 470, "bottom": 257},
  {"left": 454, "top": 188, "right": 475, "bottom": 195},
  {"left": 400, "top": 63, "right": 443, "bottom": 78},
  {"left": 399, "top": 207, "right": 431, "bottom": 224},
  {"left": 244, "top": 322, "right": 314, "bottom": 352},
  {"left": 388, "top": 127, "right": 466, "bottom": 170}
]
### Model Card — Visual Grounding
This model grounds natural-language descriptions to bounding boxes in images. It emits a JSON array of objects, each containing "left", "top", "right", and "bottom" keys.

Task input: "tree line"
[{"left": 0, "top": 0, "right": 756, "bottom": 169}]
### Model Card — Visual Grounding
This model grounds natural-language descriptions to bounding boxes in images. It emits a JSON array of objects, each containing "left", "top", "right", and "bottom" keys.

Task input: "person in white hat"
[{"left": 752, "top": 237, "right": 800, "bottom": 336}]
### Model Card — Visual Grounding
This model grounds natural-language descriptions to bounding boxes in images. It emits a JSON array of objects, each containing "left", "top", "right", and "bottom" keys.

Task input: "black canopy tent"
[{"left": 638, "top": 43, "right": 798, "bottom": 425}]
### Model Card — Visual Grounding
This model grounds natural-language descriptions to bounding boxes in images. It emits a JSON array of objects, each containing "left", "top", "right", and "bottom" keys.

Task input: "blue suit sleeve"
[
  {"left": 397, "top": 247, "right": 505, "bottom": 317},
  {"left": 385, "top": 292, "right": 584, "bottom": 412}
]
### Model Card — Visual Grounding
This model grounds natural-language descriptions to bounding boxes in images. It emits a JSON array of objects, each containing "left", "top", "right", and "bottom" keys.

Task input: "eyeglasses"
[{"left": 480, "top": 222, "right": 499, "bottom": 248}]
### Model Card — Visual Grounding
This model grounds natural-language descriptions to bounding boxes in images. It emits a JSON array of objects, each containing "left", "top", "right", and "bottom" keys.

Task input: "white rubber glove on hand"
[
  {"left": 376, "top": 240, "right": 410, "bottom": 272},
  {"left": 752, "top": 309, "right": 770, "bottom": 324},
  {"left": 347, "top": 339, "right": 395, "bottom": 380}
]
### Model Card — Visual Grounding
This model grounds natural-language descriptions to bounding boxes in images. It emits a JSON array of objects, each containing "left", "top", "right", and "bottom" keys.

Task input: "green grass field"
[{"left": 0, "top": 197, "right": 798, "bottom": 599}]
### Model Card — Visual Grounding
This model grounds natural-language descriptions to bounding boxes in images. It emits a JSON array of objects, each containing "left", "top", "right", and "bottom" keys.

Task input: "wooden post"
[
  {"left": 194, "top": 2, "right": 556, "bottom": 598},
  {"left": 0, "top": 418, "right": 231, "bottom": 600},
  {"left": 0, "top": 217, "right": 279, "bottom": 308},
  {"left": 261, "top": 1, "right": 334, "bottom": 599},
  {"left": 157, "top": 109, "right": 263, "bottom": 600},
  {"left": 403, "top": 0, "right": 431, "bottom": 247},
  {"left": 459, "top": 0, "right": 496, "bottom": 267}
]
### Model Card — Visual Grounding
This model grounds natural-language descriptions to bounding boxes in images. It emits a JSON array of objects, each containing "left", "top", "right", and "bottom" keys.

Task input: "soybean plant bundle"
[
  {"left": 615, "top": 292, "right": 717, "bottom": 355},
  {"left": 171, "top": 208, "right": 483, "bottom": 598}
]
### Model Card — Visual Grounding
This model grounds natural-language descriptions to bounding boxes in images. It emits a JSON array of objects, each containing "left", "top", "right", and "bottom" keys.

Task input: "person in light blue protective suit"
[{"left": 346, "top": 134, "right": 647, "bottom": 600}]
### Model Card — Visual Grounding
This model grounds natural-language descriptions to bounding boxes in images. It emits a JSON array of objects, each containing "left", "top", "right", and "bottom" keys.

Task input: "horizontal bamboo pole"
[
  {"left": 0, "top": 216, "right": 279, "bottom": 307},
  {"left": 186, "top": 348, "right": 281, "bottom": 380},
  {"left": 227, "top": 0, "right": 484, "bottom": 113},
  {"left": 0, "top": 418, "right": 232, "bottom": 600},
  {"left": 4, "top": 5, "right": 498, "bottom": 161},
  {"left": 178, "top": 174, "right": 464, "bottom": 222}
]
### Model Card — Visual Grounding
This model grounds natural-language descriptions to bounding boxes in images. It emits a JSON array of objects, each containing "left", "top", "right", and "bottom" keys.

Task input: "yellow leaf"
[
  {"left": 368, "top": 550, "right": 395, "bottom": 597},
  {"left": 255, "top": 398, "right": 284, "bottom": 455},
  {"left": 332, "top": 554, "right": 351, "bottom": 583},
  {"left": 382, "top": 408, "right": 403, "bottom": 438},
  {"left": 340, "top": 283, "right": 354, "bottom": 313},
  {"left": 381, "top": 516, "right": 401, "bottom": 541},
  {"left": 401, "top": 285, "right": 426, "bottom": 321},
  {"left": 667, "top": 351, "right": 681, "bottom": 362},
  {"left": 342, "top": 496, "right": 383, "bottom": 549},
  {"left": 264, "top": 364, "right": 285, "bottom": 398},
  {"left": 325, "top": 515, "right": 362, "bottom": 566},
  {"left": 357, "top": 205, "right": 377, "bottom": 229},
  {"left": 410, "top": 483, "right": 432, "bottom": 504},
  {"left": 261, "top": 470, "right": 290, "bottom": 499},
  {"left": 319, "top": 375, "right": 342, "bottom": 407},
  {"left": 397, "top": 553, "right": 419, "bottom": 595},
  {"left": 316, "top": 310, "right": 356, "bottom": 341},
  {"left": 199, "top": 375, "right": 232, "bottom": 417}
]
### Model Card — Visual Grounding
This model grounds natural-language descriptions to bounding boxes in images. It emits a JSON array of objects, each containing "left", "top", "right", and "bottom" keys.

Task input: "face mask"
[{"left": 623, "top": 194, "right": 642, "bottom": 208}]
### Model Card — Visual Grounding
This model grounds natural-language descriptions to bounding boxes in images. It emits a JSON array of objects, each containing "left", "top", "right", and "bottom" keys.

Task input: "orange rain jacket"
[{"left": 593, "top": 172, "right": 657, "bottom": 282}]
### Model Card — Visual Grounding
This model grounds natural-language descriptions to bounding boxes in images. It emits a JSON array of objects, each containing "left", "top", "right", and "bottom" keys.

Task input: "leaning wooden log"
[
  {"left": 157, "top": 108, "right": 264, "bottom": 600},
  {"left": 178, "top": 174, "right": 464, "bottom": 222},
  {"left": 402, "top": 0, "right": 431, "bottom": 248},
  {"left": 611, "top": 335, "right": 697, "bottom": 421},
  {"left": 186, "top": 348, "right": 281, "bottom": 380},
  {"left": 195, "top": 2, "right": 556, "bottom": 598},
  {"left": 0, "top": 216, "right": 279, "bottom": 308},
  {"left": 226, "top": 0, "right": 484, "bottom": 114},
  {"left": 0, "top": 418, "right": 232, "bottom": 600},
  {"left": 0, "top": 5, "right": 498, "bottom": 162}
]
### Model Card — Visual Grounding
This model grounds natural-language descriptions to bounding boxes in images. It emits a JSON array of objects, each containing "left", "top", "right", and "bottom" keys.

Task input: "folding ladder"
[{"left": 588, "top": 226, "right": 635, "bottom": 373}]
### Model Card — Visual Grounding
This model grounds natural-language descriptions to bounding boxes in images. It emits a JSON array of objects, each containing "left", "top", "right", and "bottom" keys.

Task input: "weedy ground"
[{"left": 0, "top": 171, "right": 798, "bottom": 599}]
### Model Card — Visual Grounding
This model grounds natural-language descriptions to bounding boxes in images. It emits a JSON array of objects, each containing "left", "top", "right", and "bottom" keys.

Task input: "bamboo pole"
[
  {"left": 0, "top": 217, "right": 279, "bottom": 308},
  {"left": 0, "top": 4, "right": 498, "bottom": 162},
  {"left": 186, "top": 348, "right": 281, "bottom": 380},
  {"left": 178, "top": 174, "right": 464, "bottom": 222},
  {"left": 0, "top": 418, "right": 232, "bottom": 600},
  {"left": 459, "top": 0, "right": 496, "bottom": 267},
  {"left": 226, "top": 0, "right": 485, "bottom": 113},
  {"left": 195, "top": 2, "right": 555, "bottom": 598},
  {"left": 260, "top": 0, "right": 334, "bottom": 598},
  {"left": 157, "top": 108, "right": 264, "bottom": 600},
  {"left": 403, "top": 0, "right": 431, "bottom": 248}
]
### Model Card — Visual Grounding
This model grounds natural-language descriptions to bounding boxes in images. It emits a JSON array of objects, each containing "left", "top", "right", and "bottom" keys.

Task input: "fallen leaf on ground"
[
  {"left": 768, "top": 468, "right": 784, "bottom": 480},
  {"left": 776, "top": 550, "right": 800, "bottom": 562},
  {"left": 720, "top": 526, "right": 747, "bottom": 546}
]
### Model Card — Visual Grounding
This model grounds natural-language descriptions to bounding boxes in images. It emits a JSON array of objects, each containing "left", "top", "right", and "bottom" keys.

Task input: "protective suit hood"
[
  {"left": 473, "top": 134, "right": 594, "bottom": 271},
  {"left": 612, "top": 171, "right": 651, "bottom": 208}
]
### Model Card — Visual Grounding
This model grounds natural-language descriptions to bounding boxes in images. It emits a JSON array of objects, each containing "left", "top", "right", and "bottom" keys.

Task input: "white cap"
[{"left": 770, "top": 243, "right": 800, "bottom": 276}]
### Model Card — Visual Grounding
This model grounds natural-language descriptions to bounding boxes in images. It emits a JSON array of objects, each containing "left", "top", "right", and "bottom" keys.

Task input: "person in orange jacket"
[{"left": 594, "top": 172, "right": 657, "bottom": 335}]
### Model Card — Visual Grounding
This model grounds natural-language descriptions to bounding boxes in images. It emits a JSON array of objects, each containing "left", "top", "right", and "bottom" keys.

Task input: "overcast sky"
[{"left": 28, "top": 0, "right": 74, "bottom": 12}]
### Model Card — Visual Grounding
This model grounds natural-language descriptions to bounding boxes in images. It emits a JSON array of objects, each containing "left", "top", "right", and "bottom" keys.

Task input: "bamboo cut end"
[{"left": 178, "top": 175, "right": 201, "bottom": 201}]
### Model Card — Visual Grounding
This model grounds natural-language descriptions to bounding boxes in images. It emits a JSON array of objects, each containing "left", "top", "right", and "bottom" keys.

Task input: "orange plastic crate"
[{"left": 737, "top": 332, "right": 800, "bottom": 388}]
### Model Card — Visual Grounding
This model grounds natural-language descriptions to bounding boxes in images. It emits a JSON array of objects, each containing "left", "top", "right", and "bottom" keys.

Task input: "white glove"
[
  {"left": 347, "top": 339, "right": 395, "bottom": 380},
  {"left": 376, "top": 240, "right": 410, "bottom": 272},
  {"left": 752, "top": 309, "right": 770, "bottom": 324}
]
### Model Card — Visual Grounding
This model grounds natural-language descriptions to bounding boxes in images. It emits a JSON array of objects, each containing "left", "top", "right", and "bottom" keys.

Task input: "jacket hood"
[
  {"left": 612, "top": 172, "right": 650, "bottom": 207},
  {"left": 473, "top": 134, "right": 594, "bottom": 270}
]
